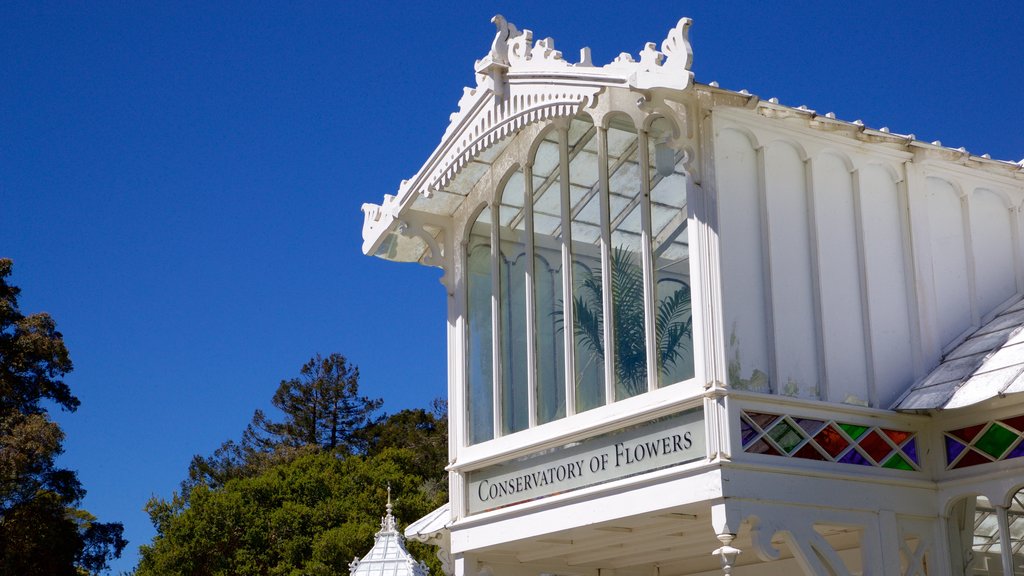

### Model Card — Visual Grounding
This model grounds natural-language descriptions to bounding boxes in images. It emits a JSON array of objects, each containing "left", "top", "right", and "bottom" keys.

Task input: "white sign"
[{"left": 467, "top": 408, "right": 705, "bottom": 514}]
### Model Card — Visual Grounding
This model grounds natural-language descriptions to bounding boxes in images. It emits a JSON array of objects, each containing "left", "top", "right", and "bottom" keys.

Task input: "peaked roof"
[
  {"left": 895, "top": 297, "right": 1024, "bottom": 411},
  {"left": 404, "top": 502, "right": 450, "bottom": 544},
  {"left": 360, "top": 15, "right": 1024, "bottom": 267},
  {"left": 349, "top": 493, "right": 429, "bottom": 576}
]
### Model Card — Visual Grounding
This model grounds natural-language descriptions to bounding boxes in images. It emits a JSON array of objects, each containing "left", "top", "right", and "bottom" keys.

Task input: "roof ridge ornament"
[
  {"left": 381, "top": 484, "right": 397, "bottom": 533},
  {"left": 661, "top": 18, "right": 693, "bottom": 72}
]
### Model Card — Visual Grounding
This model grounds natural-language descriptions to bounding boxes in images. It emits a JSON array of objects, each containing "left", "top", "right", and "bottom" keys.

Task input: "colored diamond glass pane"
[
  {"left": 882, "top": 453, "right": 914, "bottom": 471},
  {"left": 838, "top": 423, "right": 869, "bottom": 440},
  {"left": 1007, "top": 441, "right": 1024, "bottom": 461},
  {"left": 1004, "top": 415, "right": 1024, "bottom": 434},
  {"left": 946, "top": 436, "right": 966, "bottom": 465},
  {"left": 950, "top": 423, "right": 986, "bottom": 443},
  {"left": 746, "top": 438, "right": 780, "bottom": 456},
  {"left": 793, "top": 443, "right": 826, "bottom": 461},
  {"left": 903, "top": 438, "right": 919, "bottom": 465},
  {"left": 975, "top": 424, "right": 1018, "bottom": 459},
  {"left": 858, "top": 430, "right": 894, "bottom": 463},
  {"left": 814, "top": 425, "right": 850, "bottom": 458},
  {"left": 740, "top": 417, "right": 758, "bottom": 446},
  {"left": 768, "top": 420, "right": 804, "bottom": 454},
  {"left": 952, "top": 449, "right": 992, "bottom": 469},
  {"left": 794, "top": 418, "right": 825, "bottom": 436},
  {"left": 838, "top": 448, "right": 872, "bottom": 466},
  {"left": 745, "top": 412, "right": 780, "bottom": 430},
  {"left": 882, "top": 429, "right": 912, "bottom": 445}
]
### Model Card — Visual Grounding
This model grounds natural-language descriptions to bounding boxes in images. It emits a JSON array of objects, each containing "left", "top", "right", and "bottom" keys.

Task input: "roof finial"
[{"left": 381, "top": 484, "right": 397, "bottom": 532}]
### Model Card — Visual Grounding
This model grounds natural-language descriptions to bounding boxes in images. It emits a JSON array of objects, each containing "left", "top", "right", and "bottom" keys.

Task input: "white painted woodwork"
[
  {"left": 361, "top": 14, "right": 1024, "bottom": 576},
  {"left": 926, "top": 176, "right": 974, "bottom": 350},
  {"left": 858, "top": 163, "right": 915, "bottom": 407},
  {"left": 813, "top": 153, "right": 869, "bottom": 405},
  {"left": 715, "top": 128, "right": 772, "bottom": 394}
]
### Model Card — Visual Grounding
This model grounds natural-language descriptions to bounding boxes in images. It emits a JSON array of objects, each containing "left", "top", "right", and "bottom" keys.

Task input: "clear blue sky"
[{"left": 2, "top": 2, "right": 1021, "bottom": 573}]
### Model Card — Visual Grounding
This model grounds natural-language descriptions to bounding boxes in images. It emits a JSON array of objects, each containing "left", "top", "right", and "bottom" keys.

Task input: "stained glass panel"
[
  {"left": 953, "top": 449, "right": 992, "bottom": 469},
  {"left": 746, "top": 439, "right": 780, "bottom": 456},
  {"left": 794, "top": 418, "right": 825, "bottom": 436},
  {"left": 975, "top": 424, "right": 1017, "bottom": 459},
  {"left": 946, "top": 436, "right": 967, "bottom": 464},
  {"left": 838, "top": 423, "right": 868, "bottom": 441},
  {"left": 814, "top": 425, "right": 850, "bottom": 458},
  {"left": 794, "top": 443, "right": 826, "bottom": 461},
  {"left": 903, "top": 438, "right": 919, "bottom": 464},
  {"left": 882, "top": 428, "right": 912, "bottom": 445},
  {"left": 950, "top": 423, "right": 987, "bottom": 443},
  {"left": 858, "top": 430, "right": 894, "bottom": 463},
  {"left": 740, "top": 417, "right": 759, "bottom": 446},
  {"left": 1004, "top": 414, "right": 1024, "bottom": 433},
  {"left": 838, "top": 448, "right": 871, "bottom": 466},
  {"left": 882, "top": 453, "right": 914, "bottom": 470}
]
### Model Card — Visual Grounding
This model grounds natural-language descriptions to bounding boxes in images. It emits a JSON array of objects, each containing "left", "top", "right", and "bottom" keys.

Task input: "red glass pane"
[
  {"left": 882, "top": 429, "right": 912, "bottom": 446},
  {"left": 858, "top": 430, "right": 893, "bottom": 463},
  {"left": 1002, "top": 415, "right": 1024, "bottom": 434},
  {"left": 952, "top": 449, "right": 993, "bottom": 469},
  {"left": 950, "top": 423, "right": 986, "bottom": 443},
  {"left": 793, "top": 443, "right": 827, "bottom": 461},
  {"left": 814, "top": 425, "right": 849, "bottom": 458}
]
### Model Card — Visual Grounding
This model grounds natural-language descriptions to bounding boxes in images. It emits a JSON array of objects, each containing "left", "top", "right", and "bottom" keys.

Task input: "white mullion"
[
  {"left": 962, "top": 193, "right": 980, "bottom": 329},
  {"left": 638, "top": 128, "right": 658, "bottom": 393},
  {"left": 489, "top": 202, "right": 503, "bottom": 439},
  {"left": 524, "top": 165, "right": 538, "bottom": 427},
  {"left": 851, "top": 168, "right": 879, "bottom": 407},
  {"left": 557, "top": 124, "right": 576, "bottom": 410},
  {"left": 997, "top": 505, "right": 1014, "bottom": 576},
  {"left": 598, "top": 126, "right": 615, "bottom": 406}
]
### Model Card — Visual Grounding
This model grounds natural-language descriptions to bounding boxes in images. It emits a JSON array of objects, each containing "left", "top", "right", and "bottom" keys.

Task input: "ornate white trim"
[{"left": 362, "top": 15, "right": 696, "bottom": 261}]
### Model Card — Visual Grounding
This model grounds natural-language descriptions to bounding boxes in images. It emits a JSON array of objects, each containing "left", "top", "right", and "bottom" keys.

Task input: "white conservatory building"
[{"left": 360, "top": 16, "right": 1024, "bottom": 576}]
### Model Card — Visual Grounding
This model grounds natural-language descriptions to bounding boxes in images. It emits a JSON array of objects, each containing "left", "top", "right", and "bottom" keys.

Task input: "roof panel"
[{"left": 895, "top": 298, "right": 1024, "bottom": 411}]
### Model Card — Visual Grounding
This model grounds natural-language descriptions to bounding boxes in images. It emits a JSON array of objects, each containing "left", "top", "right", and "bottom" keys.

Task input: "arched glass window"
[
  {"left": 648, "top": 117, "right": 694, "bottom": 387},
  {"left": 531, "top": 129, "right": 567, "bottom": 424},
  {"left": 567, "top": 117, "right": 604, "bottom": 413},
  {"left": 948, "top": 490, "right": 1024, "bottom": 574},
  {"left": 463, "top": 113, "right": 695, "bottom": 444},
  {"left": 607, "top": 116, "right": 649, "bottom": 400},
  {"left": 498, "top": 170, "right": 529, "bottom": 434},
  {"left": 466, "top": 206, "right": 494, "bottom": 444}
]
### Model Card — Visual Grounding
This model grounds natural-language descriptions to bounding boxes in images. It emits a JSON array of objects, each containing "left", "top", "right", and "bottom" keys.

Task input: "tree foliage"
[
  {"left": 140, "top": 430, "right": 448, "bottom": 575},
  {"left": 0, "top": 258, "right": 126, "bottom": 575},
  {"left": 143, "top": 352, "right": 449, "bottom": 575},
  {"left": 185, "top": 353, "right": 384, "bottom": 494},
  {"left": 255, "top": 353, "right": 383, "bottom": 453}
]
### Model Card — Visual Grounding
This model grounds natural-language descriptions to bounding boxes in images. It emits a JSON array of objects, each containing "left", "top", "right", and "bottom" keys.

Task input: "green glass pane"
[
  {"left": 768, "top": 420, "right": 803, "bottom": 454},
  {"left": 882, "top": 453, "right": 914, "bottom": 471},
  {"left": 975, "top": 424, "right": 1018, "bottom": 459},
  {"left": 838, "top": 423, "right": 869, "bottom": 441}
]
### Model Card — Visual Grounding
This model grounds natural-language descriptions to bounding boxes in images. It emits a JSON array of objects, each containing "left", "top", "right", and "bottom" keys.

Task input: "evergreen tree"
[
  {"left": 0, "top": 258, "right": 126, "bottom": 575},
  {"left": 185, "top": 353, "right": 383, "bottom": 493}
]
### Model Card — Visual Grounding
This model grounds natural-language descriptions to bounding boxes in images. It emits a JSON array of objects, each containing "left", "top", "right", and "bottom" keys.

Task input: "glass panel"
[
  {"left": 467, "top": 207, "right": 494, "bottom": 444},
  {"left": 648, "top": 118, "right": 694, "bottom": 387},
  {"left": 568, "top": 117, "right": 604, "bottom": 413},
  {"left": 532, "top": 130, "right": 566, "bottom": 425},
  {"left": 976, "top": 423, "right": 1017, "bottom": 459},
  {"left": 607, "top": 118, "right": 647, "bottom": 400},
  {"left": 499, "top": 171, "right": 528, "bottom": 434}
]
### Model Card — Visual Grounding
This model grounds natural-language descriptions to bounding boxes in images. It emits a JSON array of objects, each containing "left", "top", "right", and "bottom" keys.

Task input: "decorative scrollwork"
[{"left": 661, "top": 18, "right": 694, "bottom": 72}]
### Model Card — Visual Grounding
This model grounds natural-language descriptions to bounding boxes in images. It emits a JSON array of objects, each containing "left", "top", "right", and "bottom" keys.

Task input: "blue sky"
[{"left": 2, "top": 2, "right": 1021, "bottom": 573}]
